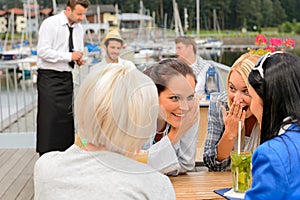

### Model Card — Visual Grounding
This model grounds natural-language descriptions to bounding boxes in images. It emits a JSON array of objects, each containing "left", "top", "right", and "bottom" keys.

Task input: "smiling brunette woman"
[{"left": 143, "top": 58, "right": 200, "bottom": 176}]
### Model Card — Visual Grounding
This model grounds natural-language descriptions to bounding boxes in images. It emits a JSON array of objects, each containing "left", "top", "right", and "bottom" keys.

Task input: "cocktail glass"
[{"left": 230, "top": 151, "right": 252, "bottom": 193}]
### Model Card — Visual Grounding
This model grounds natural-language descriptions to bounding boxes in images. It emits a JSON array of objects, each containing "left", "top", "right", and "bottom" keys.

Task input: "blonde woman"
[
  {"left": 203, "top": 53, "right": 261, "bottom": 171},
  {"left": 34, "top": 64, "right": 175, "bottom": 199}
]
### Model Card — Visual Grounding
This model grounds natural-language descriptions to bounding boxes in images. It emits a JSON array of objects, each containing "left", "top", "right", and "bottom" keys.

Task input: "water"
[
  {"left": 220, "top": 51, "right": 247, "bottom": 67},
  {"left": 220, "top": 49, "right": 300, "bottom": 67}
]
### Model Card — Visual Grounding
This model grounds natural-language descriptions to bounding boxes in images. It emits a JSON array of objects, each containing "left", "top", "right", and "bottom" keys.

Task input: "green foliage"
[
  {"left": 1, "top": 0, "right": 299, "bottom": 31},
  {"left": 294, "top": 23, "right": 300, "bottom": 35},
  {"left": 281, "top": 21, "right": 294, "bottom": 33}
]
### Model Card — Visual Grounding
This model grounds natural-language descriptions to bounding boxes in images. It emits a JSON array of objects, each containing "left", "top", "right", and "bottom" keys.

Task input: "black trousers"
[{"left": 36, "top": 69, "right": 74, "bottom": 155}]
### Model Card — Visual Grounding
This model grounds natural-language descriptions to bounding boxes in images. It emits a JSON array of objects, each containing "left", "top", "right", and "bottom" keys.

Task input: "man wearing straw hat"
[{"left": 91, "top": 29, "right": 135, "bottom": 71}]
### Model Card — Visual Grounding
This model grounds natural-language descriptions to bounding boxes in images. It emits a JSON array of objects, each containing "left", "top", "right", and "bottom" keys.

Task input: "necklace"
[{"left": 153, "top": 124, "right": 171, "bottom": 144}]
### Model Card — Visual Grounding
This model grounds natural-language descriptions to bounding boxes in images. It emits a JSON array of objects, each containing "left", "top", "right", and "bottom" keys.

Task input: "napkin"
[{"left": 213, "top": 188, "right": 245, "bottom": 200}]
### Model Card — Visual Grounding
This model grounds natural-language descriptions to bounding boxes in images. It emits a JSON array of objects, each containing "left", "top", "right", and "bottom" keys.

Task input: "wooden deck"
[{"left": 0, "top": 148, "right": 38, "bottom": 200}]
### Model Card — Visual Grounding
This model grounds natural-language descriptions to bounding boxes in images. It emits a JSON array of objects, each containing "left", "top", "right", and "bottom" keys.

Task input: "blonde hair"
[
  {"left": 226, "top": 53, "right": 261, "bottom": 107},
  {"left": 74, "top": 64, "right": 158, "bottom": 155}
]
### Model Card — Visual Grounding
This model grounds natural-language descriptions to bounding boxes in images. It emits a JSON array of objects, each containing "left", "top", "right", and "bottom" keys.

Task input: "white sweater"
[{"left": 34, "top": 145, "right": 175, "bottom": 200}]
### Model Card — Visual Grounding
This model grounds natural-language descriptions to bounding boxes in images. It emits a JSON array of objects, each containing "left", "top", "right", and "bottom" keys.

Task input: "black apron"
[{"left": 36, "top": 69, "right": 74, "bottom": 154}]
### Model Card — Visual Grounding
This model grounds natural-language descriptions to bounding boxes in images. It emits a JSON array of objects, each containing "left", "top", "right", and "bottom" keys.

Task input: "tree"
[
  {"left": 271, "top": 0, "right": 287, "bottom": 26},
  {"left": 0, "top": 0, "right": 299, "bottom": 30},
  {"left": 281, "top": 0, "right": 298, "bottom": 21}
]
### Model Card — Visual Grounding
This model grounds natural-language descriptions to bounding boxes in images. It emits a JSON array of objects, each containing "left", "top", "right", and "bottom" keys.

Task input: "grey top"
[
  {"left": 34, "top": 145, "right": 175, "bottom": 200},
  {"left": 143, "top": 120, "right": 199, "bottom": 176}
]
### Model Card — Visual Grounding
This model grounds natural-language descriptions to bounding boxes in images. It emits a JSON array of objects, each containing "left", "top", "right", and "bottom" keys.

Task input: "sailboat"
[
  {"left": 195, "top": 3, "right": 223, "bottom": 61},
  {"left": 172, "top": 0, "right": 229, "bottom": 90},
  {"left": 1, "top": 11, "right": 31, "bottom": 60},
  {"left": 1, "top": 0, "right": 39, "bottom": 61}
]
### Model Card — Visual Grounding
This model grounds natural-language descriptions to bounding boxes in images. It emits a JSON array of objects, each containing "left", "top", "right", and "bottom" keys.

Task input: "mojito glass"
[{"left": 230, "top": 151, "right": 252, "bottom": 193}]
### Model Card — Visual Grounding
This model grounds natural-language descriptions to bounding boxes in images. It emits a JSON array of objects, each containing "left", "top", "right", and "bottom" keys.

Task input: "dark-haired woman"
[
  {"left": 245, "top": 52, "right": 300, "bottom": 199},
  {"left": 144, "top": 59, "right": 200, "bottom": 176}
]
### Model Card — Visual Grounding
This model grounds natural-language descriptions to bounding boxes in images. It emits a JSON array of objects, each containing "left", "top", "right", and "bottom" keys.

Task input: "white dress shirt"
[
  {"left": 190, "top": 55, "right": 211, "bottom": 95},
  {"left": 37, "top": 11, "right": 84, "bottom": 72}
]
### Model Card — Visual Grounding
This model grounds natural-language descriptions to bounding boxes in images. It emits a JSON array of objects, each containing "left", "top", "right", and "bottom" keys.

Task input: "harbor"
[{"left": 1, "top": 0, "right": 300, "bottom": 199}]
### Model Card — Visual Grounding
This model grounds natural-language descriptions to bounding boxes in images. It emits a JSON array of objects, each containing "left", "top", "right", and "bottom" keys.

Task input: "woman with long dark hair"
[{"left": 245, "top": 52, "right": 300, "bottom": 199}]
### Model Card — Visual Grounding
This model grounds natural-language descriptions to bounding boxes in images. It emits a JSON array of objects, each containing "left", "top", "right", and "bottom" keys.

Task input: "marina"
[{"left": 0, "top": 0, "right": 299, "bottom": 199}]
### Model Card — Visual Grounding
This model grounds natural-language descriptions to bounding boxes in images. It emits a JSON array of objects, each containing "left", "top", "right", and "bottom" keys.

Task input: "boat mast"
[
  {"left": 172, "top": 0, "right": 184, "bottom": 36},
  {"left": 196, "top": 0, "right": 200, "bottom": 38},
  {"left": 138, "top": 0, "right": 144, "bottom": 40},
  {"left": 52, "top": 0, "right": 57, "bottom": 15},
  {"left": 115, "top": 3, "right": 119, "bottom": 30},
  {"left": 97, "top": 5, "right": 101, "bottom": 44}
]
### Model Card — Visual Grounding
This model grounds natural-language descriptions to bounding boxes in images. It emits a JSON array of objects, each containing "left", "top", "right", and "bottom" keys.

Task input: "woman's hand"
[
  {"left": 223, "top": 101, "right": 246, "bottom": 140},
  {"left": 216, "top": 101, "right": 246, "bottom": 161}
]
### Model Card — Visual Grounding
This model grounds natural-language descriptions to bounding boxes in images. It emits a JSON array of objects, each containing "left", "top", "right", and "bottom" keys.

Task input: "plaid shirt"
[
  {"left": 203, "top": 91, "right": 230, "bottom": 171},
  {"left": 203, "top": 91, "right": 260, "bottom": 171}
]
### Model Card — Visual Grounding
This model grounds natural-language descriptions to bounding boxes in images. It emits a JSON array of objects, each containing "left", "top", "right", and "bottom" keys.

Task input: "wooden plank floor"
[{"left": 0, "top": 148, "right": 38, "bottom": 200}]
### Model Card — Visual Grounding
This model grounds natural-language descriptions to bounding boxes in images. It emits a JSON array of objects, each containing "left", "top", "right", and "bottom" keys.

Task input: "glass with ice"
[{"left": 230, "top": 151, "right": 252, "bottom": 193}]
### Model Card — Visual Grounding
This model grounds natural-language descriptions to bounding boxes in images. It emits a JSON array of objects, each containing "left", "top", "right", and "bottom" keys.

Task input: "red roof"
[
  {"left": 8, "top": 8, "right": 38, "bottom": 17},
  {"left": 0, "top": 10, "right": 6, "bottom": 16},
  {"left": 40, "top": 8, "right": 52, "bottom": 15},
  {"left": 8, "top": 8, "right": 24, "bottom": 15}
]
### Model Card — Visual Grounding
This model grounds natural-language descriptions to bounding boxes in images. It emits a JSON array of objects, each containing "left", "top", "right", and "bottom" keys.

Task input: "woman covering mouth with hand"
[
  {"left": 143, "top": 58, "right": 200, "bottom": 176},
  {"left": 203, "top": 53, "right": 261, "bottom": 171}
]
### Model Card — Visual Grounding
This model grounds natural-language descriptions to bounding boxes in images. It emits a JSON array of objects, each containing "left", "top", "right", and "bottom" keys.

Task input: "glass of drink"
[
  {"left": 132, "top": 150, "right": 148, "bottom": 164},
  {"left": 230, "top": 151, "right": 252, "bottom": 193}
]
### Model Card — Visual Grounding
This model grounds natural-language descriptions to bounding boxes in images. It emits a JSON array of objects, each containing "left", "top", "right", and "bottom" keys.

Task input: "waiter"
[{"left": 36, "top": 0, "right": 90, "bottom": 156}]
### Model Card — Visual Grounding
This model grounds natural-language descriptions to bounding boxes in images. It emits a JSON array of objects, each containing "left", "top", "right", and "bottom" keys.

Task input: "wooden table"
[{"left": 170, "top": 172, "right": 232, "bottom": 200}]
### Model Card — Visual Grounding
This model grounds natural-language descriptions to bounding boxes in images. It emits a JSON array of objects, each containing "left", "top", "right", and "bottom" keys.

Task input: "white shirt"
[
  {"left": 34, "top": 145, "right": 176, "bottom": 200},
  {"left": 90, "top": 56, "right": 136, "bottom": 72},
  {"left": 191, "top": 55, "right": 211, "bottom": 95},
  {"left": 37, "top": 11, "right": 84, "bottom": 72}
]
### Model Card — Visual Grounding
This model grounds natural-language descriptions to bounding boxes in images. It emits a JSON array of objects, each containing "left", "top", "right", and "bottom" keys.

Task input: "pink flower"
[
  {"left": 255, "top": 34, "right": 267, "bottom": 45},
  {"left": 265, "top": 46, "right": 276, "bottom": 52},
  {"left": 284, "top": 38, "right": 295, "bottom": 49},
  {"left": 270, "top": 38, "right": 283, "bottom": 47},
  {"left": 250, "top": 34, "right": 295, "bottom": 56}
]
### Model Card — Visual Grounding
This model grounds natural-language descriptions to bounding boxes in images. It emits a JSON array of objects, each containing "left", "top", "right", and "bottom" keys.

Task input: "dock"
[
  {"left": 1, "top": 57, "right": 38, "bottom": 199},
  {"left": 0, "top": 148, "right": 38, "bottom": 200},
  {"left": 222, "top": 44, "right": 263, "bottom": 52}
]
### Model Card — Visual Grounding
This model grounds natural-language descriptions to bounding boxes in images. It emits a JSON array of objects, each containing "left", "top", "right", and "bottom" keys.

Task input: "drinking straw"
[{"left": 237, "top": 120, "right": 242, "bottom": 154}]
